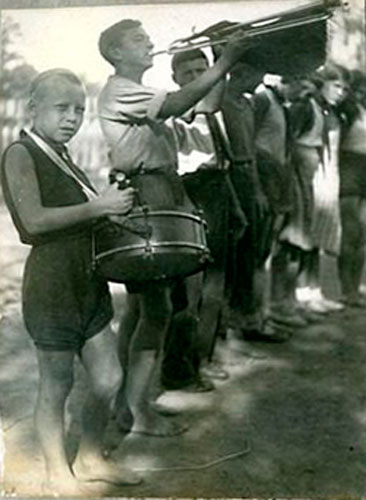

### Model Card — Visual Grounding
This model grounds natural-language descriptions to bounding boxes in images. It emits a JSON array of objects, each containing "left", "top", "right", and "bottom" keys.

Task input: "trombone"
[{"left": 152, "top": 0, "right": 343, "bottom": 56}]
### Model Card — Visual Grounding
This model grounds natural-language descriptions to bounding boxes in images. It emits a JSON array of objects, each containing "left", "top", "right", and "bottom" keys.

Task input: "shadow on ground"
[{"left": 1, "top": 207, "right": 365, "bottom": 497}]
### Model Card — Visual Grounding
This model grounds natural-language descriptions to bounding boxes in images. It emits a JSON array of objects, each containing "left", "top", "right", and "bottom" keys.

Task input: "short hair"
[
  {"left": 98, "top": 19, "right": 141, "bottom": 65},
  {"left": 311, "top": 63, "right": 347, "bottom": 89},
  {"left": 30, "top": 69, "right": 84, "bottom": 101},
  {"left": 171, "top": 49, "right": 209, "bottom": 74}
]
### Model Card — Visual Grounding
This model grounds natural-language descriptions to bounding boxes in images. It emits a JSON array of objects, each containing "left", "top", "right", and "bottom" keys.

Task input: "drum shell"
[{"left": 94, "top": 209, "right": 210, "bottom": 284}]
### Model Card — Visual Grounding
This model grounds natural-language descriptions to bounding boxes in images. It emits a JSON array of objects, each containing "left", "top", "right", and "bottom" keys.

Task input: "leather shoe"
[{"left": 268, "top": 308, "right": 308, "bottom": 328}]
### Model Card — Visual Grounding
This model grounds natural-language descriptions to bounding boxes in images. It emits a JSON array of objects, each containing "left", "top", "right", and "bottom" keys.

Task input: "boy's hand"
[
  {"left": 220, "top": 29, "right": 254, "bottom": 65},
  {"left": 222, "top": 29, "right": 247, "bottom": 62},
  {"left": 207, "top": 21, "right": 238, "bottom": 61},
  {"left": 98, "top": 184, "right": 135, "bottom": 216}
]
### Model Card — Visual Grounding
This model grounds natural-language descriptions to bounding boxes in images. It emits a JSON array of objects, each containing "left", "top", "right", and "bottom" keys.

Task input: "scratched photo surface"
[{"left": 0, "top": 0, "right": 365, "bottom": 498}]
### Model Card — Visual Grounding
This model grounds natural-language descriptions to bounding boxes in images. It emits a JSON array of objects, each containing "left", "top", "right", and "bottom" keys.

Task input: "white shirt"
[{"left": 98, "top": 75, "right": 177, "bottom": 174}]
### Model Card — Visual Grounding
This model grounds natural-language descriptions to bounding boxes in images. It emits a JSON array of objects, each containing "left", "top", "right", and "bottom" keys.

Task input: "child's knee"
[
  {"left": 91, "top": 365, "right": 122, "bottom": 402},
  {"left": 38, "top": 372, "right": 74, "bottom": 407},
  {"left": 37, "top": 350, "right": 75, "bottom": 397}
]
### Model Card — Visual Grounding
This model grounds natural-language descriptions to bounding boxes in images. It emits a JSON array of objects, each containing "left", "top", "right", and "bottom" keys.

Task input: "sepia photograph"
[{"left": 0, "top": 0, "right": 365, "bottom": 497}]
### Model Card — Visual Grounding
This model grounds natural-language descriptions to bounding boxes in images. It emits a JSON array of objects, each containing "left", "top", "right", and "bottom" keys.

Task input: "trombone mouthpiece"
[{"left": 151, "top": 49, "right": 167, "bottom": 57}]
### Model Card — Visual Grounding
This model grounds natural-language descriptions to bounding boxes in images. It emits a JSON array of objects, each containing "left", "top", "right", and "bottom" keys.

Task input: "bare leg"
[
  {"left": 299, "top": 248, "right": 343, "bottom": 312},
  {"left": 117, "top": 294, "right": 140, "bottom": 374},
  {"left": 114, "top": 294, "right": 140, "bottom": 428},
  {"left": 271, "top": 243, "right": 291, "bottom": 306},
  {"left": 196, "top": 268, "right": 225, "bottom": 362},
  {"left": 35, "top": 349, "right": 85, "bottom": 495},
  {"left": 115, "top": 293, "right": 178, "bottom": 423},
  {"left": 125, "top": 285, "right": 187, "bottom": 436},
  {"left": 72, "top": 326, "right": 141, "bottom": 486},
  {"left": 270, "top": 242, "right": 304, "bottom": 309},
  {"left": 303, "top": 249, "right": 320, "bottom": 291}
]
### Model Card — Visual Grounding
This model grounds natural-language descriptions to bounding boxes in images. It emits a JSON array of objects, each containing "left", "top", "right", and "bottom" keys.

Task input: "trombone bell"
[{"left": 152, "top": 0, "right": 344, "bottom": 76}]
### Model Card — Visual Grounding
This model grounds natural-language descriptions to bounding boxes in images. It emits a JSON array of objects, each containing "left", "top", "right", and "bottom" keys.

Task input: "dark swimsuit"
[{"left": 0, "top": 132, "right": 113, "bottom": 351}]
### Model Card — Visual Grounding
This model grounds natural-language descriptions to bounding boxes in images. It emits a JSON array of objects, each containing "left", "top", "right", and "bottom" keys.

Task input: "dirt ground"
[{"left": 0, "top": 205, "right": 365, "bottom": 499}]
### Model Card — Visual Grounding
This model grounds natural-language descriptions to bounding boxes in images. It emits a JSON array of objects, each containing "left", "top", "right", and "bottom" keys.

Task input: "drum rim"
[
  {"left": 95, "top": 241, "right": 209, "bottom": 261},
  {"left": 126, "top": 209, "right": 205, "bottom": 223}
]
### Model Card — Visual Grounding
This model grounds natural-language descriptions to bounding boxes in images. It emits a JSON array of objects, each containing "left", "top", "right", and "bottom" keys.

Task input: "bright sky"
[{"left": 3, "top": 1, "right": 308, "bottom": 89}]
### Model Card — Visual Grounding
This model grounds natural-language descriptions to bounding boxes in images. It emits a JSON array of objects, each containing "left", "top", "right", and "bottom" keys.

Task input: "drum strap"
[
  {"left": 205, "top": 113, "right": 232, "bottom": 169},
  {"left": 23, "top": 128, "right": 99, "bottom": 201}
]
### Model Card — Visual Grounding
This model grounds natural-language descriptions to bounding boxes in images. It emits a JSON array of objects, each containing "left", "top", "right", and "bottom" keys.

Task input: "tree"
[{"left": 0, "top": 15, "right": 38, "bottom": 99}]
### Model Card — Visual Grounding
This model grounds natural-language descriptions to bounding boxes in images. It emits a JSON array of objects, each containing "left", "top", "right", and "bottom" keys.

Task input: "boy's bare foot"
[
  {"left": 42, "top": 475, "right": 91, "bottom": 497},
  {"left": 120, "top": 411, "right": 189, "bottom": 437},
  {"left": 114, "top": 400, "right": 180, "bottom": 429},
  {"left": 72, "top": 456, "right": 142, "bottom": 486}
]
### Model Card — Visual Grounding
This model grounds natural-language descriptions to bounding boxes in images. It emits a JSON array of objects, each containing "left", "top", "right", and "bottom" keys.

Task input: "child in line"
[
  {"left": 97, "top": 19, "right": 250, "bottom": 437},
  {"left": 281, "top": 64, "right": 347, "bottom": 313},
  {"left": 0, "top": 69, "right": 140, "bottom": 496}
]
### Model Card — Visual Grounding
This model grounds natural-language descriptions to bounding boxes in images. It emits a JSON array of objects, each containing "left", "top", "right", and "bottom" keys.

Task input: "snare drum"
[{"left": 93, "top": 206, "right": 210, "bottom": 283}]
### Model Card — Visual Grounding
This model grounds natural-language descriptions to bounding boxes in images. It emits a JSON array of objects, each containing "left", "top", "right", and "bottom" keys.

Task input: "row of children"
[
  {"left": 1, "top": 15, "right": 366, "bottom": 496},
  {"left": 0, "top": 18, "right": 252, "bottom": 496},
  {"left": 154, "top": 52, "right": 366, "bottom": 397}
]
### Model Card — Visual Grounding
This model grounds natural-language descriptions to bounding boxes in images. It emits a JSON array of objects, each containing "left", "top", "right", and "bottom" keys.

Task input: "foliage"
[{"left": 0, "top": 16, "right": 38, "bottom": 98}]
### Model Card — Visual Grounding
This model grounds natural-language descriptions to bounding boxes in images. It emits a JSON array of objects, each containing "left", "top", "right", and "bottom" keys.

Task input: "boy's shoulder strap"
[{"left": 23, "top": 129, "right": 99, "bottom": 201}]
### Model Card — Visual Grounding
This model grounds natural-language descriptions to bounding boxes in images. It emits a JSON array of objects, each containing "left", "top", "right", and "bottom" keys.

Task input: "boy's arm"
[
  {"left": 194, "top": 80, "right": 225, "bottom": 114},
  {"left": 253, "top": 92, "right": 270, "bottom": 130},
  {"left": 4, "top": 144, "right": 134, "bottom": 235},
  {"left": 158, "top": 34, "right": 248, "bottom": 119}
]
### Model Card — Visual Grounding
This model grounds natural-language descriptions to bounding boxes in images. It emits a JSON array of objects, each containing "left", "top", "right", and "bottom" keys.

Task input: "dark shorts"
[
  {"left": 339, "top": 151, "right": 366, "bottom": 198},
  {"left": 22, "top": 233, "right": 113, "bottom": 352},
  {"left": 182, "top": 169, "right": 230, "bottom": 267}
]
